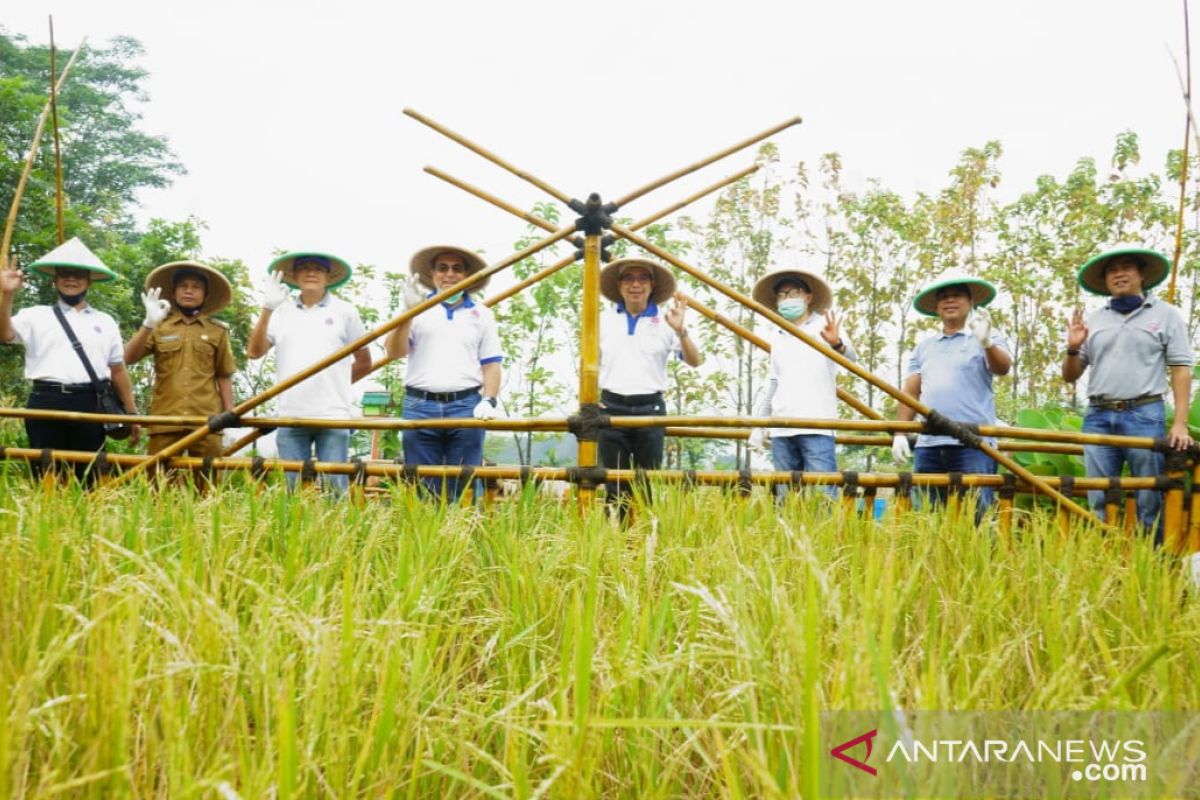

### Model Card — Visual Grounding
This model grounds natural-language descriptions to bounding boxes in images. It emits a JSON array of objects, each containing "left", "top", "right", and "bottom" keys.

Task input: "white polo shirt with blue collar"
[
  {"left": 599, "top": 301, "right": 681, "bottom": 396},
  {"left": 405, "top": 292, "right": 503, "bottom": 393},
  {"left": 907, "top": 327, "right": 1011, "bottom": 448}
]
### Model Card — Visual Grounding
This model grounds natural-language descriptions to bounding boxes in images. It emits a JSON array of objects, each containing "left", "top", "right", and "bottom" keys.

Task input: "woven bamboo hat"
[
  {"left": 145, "top": 261, "right": 233, "bottom": 315},
  {"left": 599, "top": 258, "right": 677, "bottom": 305},
  {"left": 1076, "top": 244, "right": 1170, "bottom": 296},
  {"left": 269, "top": 251, "right": 352, "bottom": 290},
  {"left": 751, "top": 268, "right": 832, "bottom": 315},
  {"left": 409, "top": 245, "right": 489, "bottom": 292},
  {"left": 29, "top": 237, "right": 118, "bottom": 282},
  {"left": 912, "top": 269, "right": 997, "bottom": 317}
]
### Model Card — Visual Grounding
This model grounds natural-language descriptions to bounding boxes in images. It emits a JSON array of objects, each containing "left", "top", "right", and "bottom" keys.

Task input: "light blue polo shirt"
[{"left": 907, "top": 328, "right": 1010, "bottom": 448}]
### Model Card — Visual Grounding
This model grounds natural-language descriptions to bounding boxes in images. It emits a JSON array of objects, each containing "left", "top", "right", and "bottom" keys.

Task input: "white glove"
[
  {"left": 892, "top": 434, "right": 912, "bottom": 463},
  {"left": 402, "top": 275, "right": 427, "bottom": 311},
  {"left": 969, "top": 308, "right": 992, "bottom": 348},
  {"left": 473, "top": 397, "right": 499, "bottom": 420},
  {"left": 262, "top": 270, "right": 291, "bottom": 311},
  {"left": 140, "top": 287, "right": 171, "bottom": 329},
  {"left": 748, "top": 428, "right": 767, "bottom": 451}
]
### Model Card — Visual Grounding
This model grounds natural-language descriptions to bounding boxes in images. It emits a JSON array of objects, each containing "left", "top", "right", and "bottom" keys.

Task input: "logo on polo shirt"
[
  {"left": 93, "top": 325, "right": 102, "bottom": 334},
  {"left": 651, "top": 316, "right": 660, "bottom": 324},
  {"left": 325, "top": 317, "right": 334, "bottom": 325},
  {"left": 1146, "top": 321, "right": 1162, "bottom": 333}
]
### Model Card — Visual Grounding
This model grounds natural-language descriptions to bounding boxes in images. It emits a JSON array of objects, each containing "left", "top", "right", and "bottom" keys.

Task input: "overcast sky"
[{"left": 6, "top": 0, "right": 1197, "bottom": 285}]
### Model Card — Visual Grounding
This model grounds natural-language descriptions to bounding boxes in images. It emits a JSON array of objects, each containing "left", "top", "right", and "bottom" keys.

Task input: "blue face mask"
[{"left": 778, "top": 298, "right": 807, "bottom": 320}]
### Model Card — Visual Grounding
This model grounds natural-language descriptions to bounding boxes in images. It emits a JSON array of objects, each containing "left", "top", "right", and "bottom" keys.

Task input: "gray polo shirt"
[{"left": 1078, "top": 296, "right": 1193, "bottom": 400}]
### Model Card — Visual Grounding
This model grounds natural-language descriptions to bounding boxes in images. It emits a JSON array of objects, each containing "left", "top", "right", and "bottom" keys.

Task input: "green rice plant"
[{"left": 1, "top": 474, "right": 1197, "bottom": 797}]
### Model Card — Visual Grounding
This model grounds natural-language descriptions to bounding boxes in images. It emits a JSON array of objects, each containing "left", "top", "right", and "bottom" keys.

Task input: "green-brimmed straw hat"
[
  {"left": 912, "top": 269, "right": 997, "bottom": 317},
  {"left": 269, "top": 251, "right": 352, "bottom": 290},
  {"left": 145, "top": 260, "right": 233, "bottom": 315},
  {"left": 409, "top": 245, "right": 490, "bottom": 292},
  {"left": 751, "top": 268, "right": 833, "bottom": 315},
  {"left": 29, "top": 237, "right": 119, "bottom": 282},
  {"left": 1076, "top": 244, "right": 1170, "bottom": 296},
  {"left": 599, "top": 258, "right": 677, "bottom": 305}
]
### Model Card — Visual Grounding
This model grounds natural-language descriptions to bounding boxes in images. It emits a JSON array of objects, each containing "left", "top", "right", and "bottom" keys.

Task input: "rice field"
[{"left": 1, "top": 472, "right": 1198, "bottom": 798}]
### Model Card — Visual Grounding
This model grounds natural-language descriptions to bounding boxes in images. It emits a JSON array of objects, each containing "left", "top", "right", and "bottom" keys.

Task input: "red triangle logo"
[{"left": 830, "top": 728, "right": 878, "bottom": 776}]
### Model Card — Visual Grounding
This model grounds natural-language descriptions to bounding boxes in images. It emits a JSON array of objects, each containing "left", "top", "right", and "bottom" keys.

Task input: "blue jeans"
[
  {"left": 1082, "top": 400, "right": 1165, "bottom": 535},
  {"left": 914, "top": 445, "right": 996, "bottom": 518},
  {"left": 276, "top": 427, "right": 351, "bottom": 494},
  {"left": 402, "top": 392, "right": 484, "bottom": 502},
  {"left": 771, "top": 434, "right": 837, "bottom": 499}
]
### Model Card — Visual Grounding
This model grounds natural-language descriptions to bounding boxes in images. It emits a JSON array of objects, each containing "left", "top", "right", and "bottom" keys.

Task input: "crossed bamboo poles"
[
  {"left": 115, "top": 114, "right": 805, "bottom": 482},
  {"left": 392, "top": 110, "right": 1102, "bottom": 523}
]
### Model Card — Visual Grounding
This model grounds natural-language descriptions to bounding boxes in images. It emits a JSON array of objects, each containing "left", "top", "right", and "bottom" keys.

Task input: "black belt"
[
  {"left": 405, "top": 385, "right": 480, "bottom": 403},
  {"left": 601, "top": 389, "right": 663, "bottom": 406},
  {"left": 32, "top": 379, "right": 110, "bottom": 394},
  {"left": 1089, "top": 394, "right": 1161, "bottom": 412}
]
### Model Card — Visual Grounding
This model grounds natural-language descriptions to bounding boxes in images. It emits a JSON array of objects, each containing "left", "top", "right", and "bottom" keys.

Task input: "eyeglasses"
[
  {"left": 55, "top": 269, "right": 89, "bottom": 280},
  {"left": 775, "top": 288, "right": 806, "bottom": 300},
  {"left": 433, "top": 263, "right": 467, "bottom": 274},
  {"left": 619, "top": 273, "right": 653, "bottom": 284}
]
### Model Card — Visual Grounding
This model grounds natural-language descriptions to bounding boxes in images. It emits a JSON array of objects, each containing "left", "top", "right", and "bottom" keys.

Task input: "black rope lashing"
[
  {"left": 518, "top": 465, "right": 533, "bottom": 486},
  {"left": 897, "top": 471, "right": 913, "bottom": 501},
  {"left": 566, "top": 403, "right": 611, "bottom": 442},
  {"left": 566, "top": 466, "right": 607, "bottom": 490},
  {"left": 351, "top": 458, "right": 369, "bottom": 487},
  {"left": 569, "top": 192, "right": 617, "bottom": 235},
  {"left": 841, "top": 471, "right": 859, "bottom": 500},
  {"left": 206, "top": 410, "right": 239, "bottom": 433},
  {"left": 947, "top": 471, "right": 964, "bottom": 497},
  {"left": 1155, "top": 474, "right": 1187, "bottom": 492},
  {"left": 1059, "top": 474, "right": 1074, "bottom": 498},
  {"left": 402, "top": 464, "right": 420, "bottom": 485},
  {"left": 922, "top": 409, "right": 984, "bottom": 450},
  {"left": 250, "top": 456, "right": 267, "bottom": 482},
  {"left": 998, "top": 472, "right": 1017, "bottom": 500},
  {"left": 791, "top": 470, "right": 805, "bottom": 491},
  {"left": 1163, "top": 448, "right": 1189, "bottom": 473},
  {"left": 1104, "top": 476, "right": 1123, "bottom": 508},
  {"left": 0, "top": 446, "right": 6, "bottom": 461},
  {"left": 300, "top": 458, "right": 317, "bottom": 484},
  {"left": 200, "top": 455, "right": 216, "bottom": 484},
  {"left": 40, "top": 449, "right": 53, "bottom": 473}
]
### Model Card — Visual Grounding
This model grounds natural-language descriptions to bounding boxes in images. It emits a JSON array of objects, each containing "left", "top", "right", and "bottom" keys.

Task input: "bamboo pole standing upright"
[
  {"left": 1168, "top": 0, "right": 1193, "bottom": 304},
  {"left": 577, "top": 232, "right": 603, "bottom": 509},
  {"left": 48, "top": 17, "right": 66, "bottom": 245}
]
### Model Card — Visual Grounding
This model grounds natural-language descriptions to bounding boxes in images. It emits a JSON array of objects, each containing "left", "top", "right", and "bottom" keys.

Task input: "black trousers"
[
  {"left": 25, "top": 387, "right": 106, "bottom": 484},
  {"left": 597, "top": 391, "right": 666, "bottom": 512}
]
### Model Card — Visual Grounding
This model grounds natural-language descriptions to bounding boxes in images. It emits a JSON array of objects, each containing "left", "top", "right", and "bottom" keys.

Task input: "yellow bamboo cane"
[
  {"left": 1168, "top": 0, "right": 1193, "bottom": 305},
  {"left": 609, "top": 223, "right": 1102, "bottom": 524},
  {"left": 111, "top": 223, "right": 577, "bottom": 484},
  {"left": 577, "top": 231, "right": 602, "bottom": 508},
  {"left": 1, "top": 39, "right": 85, "bottom": 268},
  {"left": 48, "top": 17, "right": 66, "bottom": 246}
]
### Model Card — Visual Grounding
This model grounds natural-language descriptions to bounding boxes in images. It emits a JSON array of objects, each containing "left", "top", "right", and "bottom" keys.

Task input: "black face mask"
[
  {"left": 57, "top": 289, "right": 87, "bottom": 306},
  {"left": 176, "top": 302, "right": 203, "bottom": 317}
]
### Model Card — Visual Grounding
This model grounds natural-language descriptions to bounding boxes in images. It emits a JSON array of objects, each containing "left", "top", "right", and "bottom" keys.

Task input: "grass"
[{"left": 1, "top": 473, "right": 1198, "bottom": 797}]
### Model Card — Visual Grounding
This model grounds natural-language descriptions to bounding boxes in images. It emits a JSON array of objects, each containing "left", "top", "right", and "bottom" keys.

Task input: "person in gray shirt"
[{"left": 1062, "top": 244, "right": 1193, "bottom": 535}]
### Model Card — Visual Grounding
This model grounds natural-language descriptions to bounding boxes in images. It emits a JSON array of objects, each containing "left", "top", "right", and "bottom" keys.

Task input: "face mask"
[
  {"left": 1110, "top": 294, "right": 1144, "bottom": 314},
  {"left": 778, "top": 298, "right": 807, "bottom": 320},
  {"left": 443, "top": 291, "right": 464, "bottom": 305},
  {"left": 58, "top": 290, "right": 87, "bottom": 306}
]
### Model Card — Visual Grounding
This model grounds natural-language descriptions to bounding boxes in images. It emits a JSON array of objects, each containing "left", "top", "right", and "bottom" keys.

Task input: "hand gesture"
[
  {"left": 0, "top": 258, "right": 22, "bottom": 295},
  {"left": 969, "top": 308, "right": 993, "bottom": 348},
  {"left": 402, "top": 275, "right": 427, "bottom": 311},
  {"left": 819, "top": 310, "right": 841, "bottom": 347},
  {"left": 261, "top": 270, "right": 291, "bottom": 311},
  {"left": 891, "top": 433, "right": 912, "bottom": 463},
  {"left": 665, "top": 292, "right": 688, "bottom": 333},
  {"left": 1168, "top": 419, "right": 1193, "bottom": 451},
  {"left": 140, "top": 287, "right": 171, "bottom": 329},
  {"left": 1066, "top": 308, "right": 1088, "bottom": 350}
]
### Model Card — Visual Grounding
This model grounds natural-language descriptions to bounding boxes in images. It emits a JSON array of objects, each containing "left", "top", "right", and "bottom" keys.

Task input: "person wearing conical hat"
[
  {"left": 246, "top": 251, "right": 371, "bottom": 494},
  {"left": 123, "top": 261, "right": 238, "bottom": 462},
  {"left": 0, "top": 238, "right": 140, "bottom": 483},
  {"left": 596, "top": 257, "right": 702, "bottom": 516},
  {"left": 384, "top": 245, "right": 503, "bottom": 502},
  {"left": 892, "top": 269, "right": 1011, "bottom": 517},
  {"left": 1062, "top": 244, "right": 1193, "bottom": 536},
  {"left": 748, "top": 268, "right": 855, "bottom": 499}
]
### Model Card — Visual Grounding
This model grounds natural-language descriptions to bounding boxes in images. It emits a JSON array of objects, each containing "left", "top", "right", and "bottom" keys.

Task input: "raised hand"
[
  {"left": 665, "top": 292, "right": 688, "bottom": 333},
  {"left": 969, "top": 307, "right": 993, "bottom": 347},
  {"left": 820, "top": 310, "right": 841, "bottom": 347},
  {"left": 1066, "top": 308, "right": 1088, "bottom": 350},
  {"left": 261, "top": 270, "right": 291, "bottom": 311},
  {"left": 402, "top": 275, "right": 427, "bottom": 311},
  {"left": 140, "top": 287, "right": 171, "bottom": 329},
  {"left": 0, "top": 259, "right": 22, "bottom": 295}
]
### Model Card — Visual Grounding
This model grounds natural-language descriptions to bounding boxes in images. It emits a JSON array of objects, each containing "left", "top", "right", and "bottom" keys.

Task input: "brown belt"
[{"left": 1088, "top": 394, "right": 1161, "bottom": 412}]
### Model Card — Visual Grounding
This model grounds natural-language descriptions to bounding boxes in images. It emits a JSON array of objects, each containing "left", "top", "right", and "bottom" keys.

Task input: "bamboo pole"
[
  {"left": 1189, "top": 463, "right": 1200, "bottom": 552},
  {"left": 48, "top": 17, "right": 66, "bottom": 245},
  {"left": 422, "top": 162, "right": 883, "bottom": 422},
  {"left": 112, "top": 223, "right": 577, "bottom": 483},
  {"left": 576, "top": 232, "right": 602, "bottom": 508},
  {"left": 1163, "top": 459, "right": 1188, "bottom": 552},
  {"left": 1, "top": 39, "right": 85, "bottom": 268},
  {"left": 607, "top": 223, "right": 1103, "bottom": 524},
  {"left": 997, "top": 493, "right": 1013, "bottom": 541},
  {"left": 1168, "top": 0, "right": 1193, "bottom": 305}
]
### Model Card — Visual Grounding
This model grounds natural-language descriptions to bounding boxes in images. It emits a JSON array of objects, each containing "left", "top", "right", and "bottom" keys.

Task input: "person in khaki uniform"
[{"left": 124, "top": 261, "right": 237, "bottom": 457}]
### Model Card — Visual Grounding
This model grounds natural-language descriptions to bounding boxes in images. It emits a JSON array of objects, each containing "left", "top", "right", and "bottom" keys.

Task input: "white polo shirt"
[
  {"left": 266, "top": 293, "right": 366, "bottom": 419},
  {"left": 10, "top": 302, "right": 124, "bottom": 382},
  {"left": 405, "top": 293, "right": 503, "bottom": 392},
  {"left": 767, "top": 315, "right": 856, "bottom": 437},
  {"left": 599, "top": 301, "right": 681, "bottom": 395}
]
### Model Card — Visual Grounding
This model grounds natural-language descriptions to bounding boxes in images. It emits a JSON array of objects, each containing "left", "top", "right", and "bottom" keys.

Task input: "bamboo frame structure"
[
  {"left": 48, "top": 17, "right": 66, "bottom": 246},
  {"left": 1, "top": 38, "right": 85, "bottom": 268}
]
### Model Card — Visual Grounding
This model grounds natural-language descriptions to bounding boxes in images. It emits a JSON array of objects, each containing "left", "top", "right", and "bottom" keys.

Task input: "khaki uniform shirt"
[{"left": 146, "top": 312, "right": 237, "bottom": 432}]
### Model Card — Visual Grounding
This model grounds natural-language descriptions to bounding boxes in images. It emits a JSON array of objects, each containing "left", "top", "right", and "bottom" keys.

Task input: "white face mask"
[
  {"left": 443, "top": 291, "right": 464, "bottom": 305},
  {"left": 778, "top": 298, "right": 807, "bottom": 320}
]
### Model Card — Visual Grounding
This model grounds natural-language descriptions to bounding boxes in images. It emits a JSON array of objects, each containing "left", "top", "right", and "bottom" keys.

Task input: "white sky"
[{"left": 7, "top": 0, "right": 1198, "bottom": 284}]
